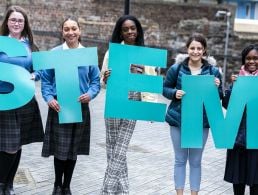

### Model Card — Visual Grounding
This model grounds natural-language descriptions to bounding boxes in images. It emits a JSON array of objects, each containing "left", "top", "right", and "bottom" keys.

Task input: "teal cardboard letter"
[
  {"left": 32, "top": 47, "right": 98, "bottom": 123},
  {"left": 0, "top": 36, "right": 34, "bottom": 110},
  {"left": 182, "top": 76, "right": 258, "bottom": 149},
  {"left": 235, "top": 77, "right": 258, "bottom": 149},
  {"left": 105, "top": 43, "right": 167, "bottom": 121}
]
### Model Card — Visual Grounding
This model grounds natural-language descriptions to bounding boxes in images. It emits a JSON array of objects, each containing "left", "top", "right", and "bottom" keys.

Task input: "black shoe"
[
  {"left": 52, "top": 186, "right": 62, "bottom": 195},
  {"left": 0, "top": 183, "right": 5, "bottom": 195},
  {"left": 4, "top": 184, "right": 15, "bottom": 195},
  {"left": 62, "top": 187, "right": 72, "bottom": 195}
]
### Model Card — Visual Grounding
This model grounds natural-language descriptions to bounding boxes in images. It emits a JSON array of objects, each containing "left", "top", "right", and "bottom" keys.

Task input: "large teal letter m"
[{"left": 181, "top": 76, "right": 258, "bottom": 149}]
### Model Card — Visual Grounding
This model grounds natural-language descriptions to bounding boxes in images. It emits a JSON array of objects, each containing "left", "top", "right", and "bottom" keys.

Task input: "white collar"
[
  {"left": 8, "top": 34, "right": 26, "bottom": 42},
  {"left": 62, "top": 42, "right": 84, "bottom": 50}
]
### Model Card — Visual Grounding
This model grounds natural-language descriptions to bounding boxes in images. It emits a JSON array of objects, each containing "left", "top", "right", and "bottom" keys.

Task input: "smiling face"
[
  {"left": 62, "top": 19, "right": 81, "bottom": 48},
  {"left": 244, "top": 49, "right": 258, "bottom": 73},
  {"left": 187, "top": 40, "right": 206, "bottom": 64},
  {"left": 7, "top": 11, "right": 25, "bottom": 39},
  {"left": 121, "top": 19, "right": 138, "bottom": 45}
]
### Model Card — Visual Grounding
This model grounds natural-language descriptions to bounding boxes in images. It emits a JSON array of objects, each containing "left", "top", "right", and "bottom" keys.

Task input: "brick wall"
[{"left": 1, "top": 0, "right": 258, "bottom": 84}]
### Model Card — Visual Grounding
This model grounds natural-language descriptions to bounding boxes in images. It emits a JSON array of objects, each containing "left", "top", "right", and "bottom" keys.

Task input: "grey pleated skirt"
[
  {"left": 42, "top": 103, "right": 91, "bottom": 160},
  {"left": 0, "top": 97, "right": 44, "bottom": 151}
]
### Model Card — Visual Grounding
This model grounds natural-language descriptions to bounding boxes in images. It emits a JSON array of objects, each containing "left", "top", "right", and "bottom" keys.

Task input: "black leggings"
[{"left": 233, "top": 184, "right": 258, "bottom": 195}]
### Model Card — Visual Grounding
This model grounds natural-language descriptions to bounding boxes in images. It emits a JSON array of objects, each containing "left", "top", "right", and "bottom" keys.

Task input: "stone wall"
[{"left": 1, "top": 0, "right": 258, "bottom": 84}]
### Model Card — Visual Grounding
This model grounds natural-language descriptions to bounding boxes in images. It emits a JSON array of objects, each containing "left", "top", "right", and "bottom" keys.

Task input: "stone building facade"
[{"left": 0, "top": 0, "right": 258, "bottom": 84}]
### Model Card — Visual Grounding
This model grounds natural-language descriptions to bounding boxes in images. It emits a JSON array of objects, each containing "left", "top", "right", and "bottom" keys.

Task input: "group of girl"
[
  {"left": 0, "top": 4, "right": 257, "bottom": 195},
  {"left": 0, "top": 5, "right": 100, "bottom": 195}
]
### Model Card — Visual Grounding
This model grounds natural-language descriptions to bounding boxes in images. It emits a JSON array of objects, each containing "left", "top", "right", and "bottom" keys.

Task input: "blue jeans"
[{"left": 170, "top": 126, "right": 208, "bottom": 192}]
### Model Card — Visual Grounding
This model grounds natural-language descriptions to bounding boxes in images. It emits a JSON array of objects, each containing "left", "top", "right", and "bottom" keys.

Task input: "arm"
[
  {"left": 212, "top": 66, "right": 223, "bottom": 99},
  {"left": 32, "top": 70, "right": 42, "bottom": 81},
  {"left": 101, "top": 51, "right": 109, "bottom": 86},
  {"left": 41, "top": 69, "right": 61, "bottom": 112},
  {"left": 83, "top": 66, "right": 101, "bottom": 101},
  {"left": 162, "top": 64, "right": 179, "bottom": 101},
  {"left": 41, "top": 69, "right": 55, "bottom": 103}
]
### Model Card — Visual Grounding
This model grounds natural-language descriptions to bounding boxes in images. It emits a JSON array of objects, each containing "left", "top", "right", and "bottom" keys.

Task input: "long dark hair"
[
  {"left": 111, "top": 15, "right": 144, "bottom": 46},
  {"left": 0, "top": 5, "right": 38, "bottom": 51},
  {"left": 186, "top": 33, "right": 207, "bottom": 56},
  {"left": 241, "top": 44, "right": 258, "bottom": 65}
]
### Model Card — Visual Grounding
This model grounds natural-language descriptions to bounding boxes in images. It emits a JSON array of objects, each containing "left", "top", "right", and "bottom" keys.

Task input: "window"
[
  {"left": 245, "top": 3, "right": 251, "bottom": 19},
  {"left": 255, "top": 3, "right": 258, "bottom": 19}
]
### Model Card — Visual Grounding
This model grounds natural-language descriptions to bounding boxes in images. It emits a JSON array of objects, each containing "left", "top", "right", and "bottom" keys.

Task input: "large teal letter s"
[{"left": 0, "top": 36, "right": 34, "bottom": 110}]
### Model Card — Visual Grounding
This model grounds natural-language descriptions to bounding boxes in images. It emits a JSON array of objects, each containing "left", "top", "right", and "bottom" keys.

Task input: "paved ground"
[{"left": 13, "top": 84, "right": 244, "bottom": 195}]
